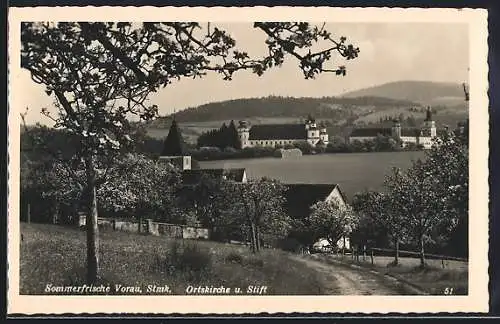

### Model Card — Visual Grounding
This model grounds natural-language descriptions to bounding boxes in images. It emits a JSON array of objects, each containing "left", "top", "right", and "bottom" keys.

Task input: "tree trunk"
[
  {"left": 27, "top": 203, "right": 31, "bottom": 224},
  {"left": 419, "top": 235, "right": 426, "bottom": 268},
  {"left": 53, "top": 203, "right": 60, "bottom": 225},
  {"left": 250, "top": 222, "right": 257, "bottom": 253},
  {"left": 85, "top": 157, "right": 99, "bottom": 284},
  {"left": 255, "top": 226, "right": 261, "bottom": 252},
  {"left": 394, "top": 238, "right": 399, "bottom": 266}
]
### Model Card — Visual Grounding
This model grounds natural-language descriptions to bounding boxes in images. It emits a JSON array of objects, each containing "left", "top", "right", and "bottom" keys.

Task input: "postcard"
[{"left": 7, "top": 6, "right": 489, "bottom": 315}]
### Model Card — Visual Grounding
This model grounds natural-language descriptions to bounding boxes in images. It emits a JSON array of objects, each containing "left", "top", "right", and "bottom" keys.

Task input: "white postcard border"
[{"left": 7, "top": 6, "right": 490, "bottom": 315}]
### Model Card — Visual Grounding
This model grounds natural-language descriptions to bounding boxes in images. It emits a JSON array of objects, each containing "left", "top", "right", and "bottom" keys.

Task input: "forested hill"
[
  {"left": 341, "top": 81, "right": 466, "bottom": 108},
  {"left": 163, "top": 95, "right": 422, "bottom": 123}
]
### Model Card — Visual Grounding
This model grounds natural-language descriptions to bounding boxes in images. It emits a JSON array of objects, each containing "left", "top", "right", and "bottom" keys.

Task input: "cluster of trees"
[
  {"left": 21, "top": 152, "right": 295, "bottom": 253},
  {"left": 21, "top": 153, "right": 185, "bottom": 225},
  {"left": 196, "top": 120, "right": 241, "bottom": 149},
  {"left": 351, "top": 128, "right": 468, "bottom": 265}
]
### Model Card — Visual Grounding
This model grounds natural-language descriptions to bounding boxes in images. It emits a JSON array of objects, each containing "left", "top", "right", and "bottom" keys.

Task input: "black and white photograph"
[{"left": 7, "top": 6, "right": 489, "bottom": 314}]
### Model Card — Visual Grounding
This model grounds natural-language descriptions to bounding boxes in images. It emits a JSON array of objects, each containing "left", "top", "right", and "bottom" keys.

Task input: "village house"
[
  {"left": 284, "top": 183, "right": 351, "bottom": 252},
  {"left": 348, "top": 106, "right": 442, "bottom": 149},
  {"left": 237, "top": 115, "right": 329, "bottom": 149}
]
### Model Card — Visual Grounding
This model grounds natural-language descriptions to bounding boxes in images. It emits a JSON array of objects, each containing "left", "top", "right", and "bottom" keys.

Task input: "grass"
[
  {"left": 20, "top": 223, "right": 327, "bottom": 295},
  {"left": 315, "top": 253, "right": 468, "bottom": 295},
  {"left": 199, "top": 151, "right": 426, "bottom": 200}
]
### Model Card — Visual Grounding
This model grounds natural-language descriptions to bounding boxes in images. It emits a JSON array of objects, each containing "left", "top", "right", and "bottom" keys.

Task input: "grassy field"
[
  {"left": 20, "top": 223, "right": 327, "bottom": 295},
  {"left": 199, "top": 151, "right": 426, "bottom": 200},
  {"left": 316, "top": 253, "right": 468, "bottom": 295}
]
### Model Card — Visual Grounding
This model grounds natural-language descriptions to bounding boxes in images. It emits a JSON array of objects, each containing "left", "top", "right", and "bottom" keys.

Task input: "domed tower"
[
  {"left": 319, "top": 122, "right": 329, "bottom": 145},
  {"left": 305, "top": 115, "right": 320, "bottom": 145},
  {"left": 423, "top": 106, "right": 436, "bottom": 137},
  {"left": 237, "top": 120, "right": 250, "bottom": 148}
]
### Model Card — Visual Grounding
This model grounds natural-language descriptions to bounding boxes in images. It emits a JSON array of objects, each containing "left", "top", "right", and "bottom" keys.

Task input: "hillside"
[
  {"left": 341, "top": 80, "right": 467, "bottom": 108},
  {"left": 145, "top": 81, "right": 469, "bottom": 143},
  {"left": 167, "top": 95, "right": 422, "bottom": 124}
]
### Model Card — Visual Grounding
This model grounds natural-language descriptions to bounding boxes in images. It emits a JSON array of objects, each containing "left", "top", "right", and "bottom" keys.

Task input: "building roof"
[
  {"left": 350, "top": 128, "right": 392, "bottom": 137},
  {"left": 401, "top": 128, "right": 421, "bottom": 137},
  {"left": 283, "top": 183, "right": 344, "bottom": 219},
  {"left": 249, "top": 124, "right": 307, "bottom": 140},
  {"left": 181, "top": 168, "right": 246, "bottom": 186}
]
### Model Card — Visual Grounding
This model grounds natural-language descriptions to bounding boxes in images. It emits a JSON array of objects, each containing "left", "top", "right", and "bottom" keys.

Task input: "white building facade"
[
  {"left": 349, "top": 107, "right": 438, "bottom": 149},
  {"left": 237, "top": 116, "right": 329, "bottom": 149}
]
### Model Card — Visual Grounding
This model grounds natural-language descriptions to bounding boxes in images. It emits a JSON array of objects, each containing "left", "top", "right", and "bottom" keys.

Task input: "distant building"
[
  {"left": 159, "top": 117, "right": 192, "bottom": 170},
  {"left": 237, "top": 115, "right": 329, "bottom": 149},
  {"left": 284, "top": 183, "right": 350, "bottom": 251},
  {"left": 348, "top": 106, "right": 442, "bottom": 149}
]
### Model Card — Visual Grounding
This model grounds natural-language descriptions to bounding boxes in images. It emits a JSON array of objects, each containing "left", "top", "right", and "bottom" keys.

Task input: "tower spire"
[{"left": 424, "top": 106, "right": 433, "bottom": 122}]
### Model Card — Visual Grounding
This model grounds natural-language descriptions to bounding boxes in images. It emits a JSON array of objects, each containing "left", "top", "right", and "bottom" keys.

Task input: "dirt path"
[{"left": 290, "top": 254, "right": 407, "bottom": 295}]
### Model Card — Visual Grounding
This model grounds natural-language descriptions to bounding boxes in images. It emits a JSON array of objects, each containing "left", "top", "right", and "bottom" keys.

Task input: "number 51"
[{"left": 444, "top": 287, "right": 454, "bottom": 295}]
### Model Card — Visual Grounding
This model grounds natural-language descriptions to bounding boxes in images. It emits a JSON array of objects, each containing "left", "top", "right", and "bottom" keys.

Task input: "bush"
[
  {"left": 154, "top": 240, "right": 213, "bottom": 280},
  {"left": 225, "top": 251, "right": 244, "bottom": 264}
]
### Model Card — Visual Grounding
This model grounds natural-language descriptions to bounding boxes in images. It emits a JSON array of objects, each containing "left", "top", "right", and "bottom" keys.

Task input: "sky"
[{"left": 16, "top": 22, "right": 469, "bottom": 125}]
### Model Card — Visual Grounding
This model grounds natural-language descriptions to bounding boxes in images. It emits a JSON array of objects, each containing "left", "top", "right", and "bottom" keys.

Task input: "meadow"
[
  {"left": 20, "top": 223, "right": 328, "bottom": 295},
  {"left": 199, "top": 151, "right": 426, "bottom": 200}
]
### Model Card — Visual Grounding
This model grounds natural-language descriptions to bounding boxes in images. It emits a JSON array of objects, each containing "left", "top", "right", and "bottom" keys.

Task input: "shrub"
[
  {"left": 225, "top": 251, "right": 244, "bottom": 264},
  {"left": 153, "top": 240, "right": 213, "bottom": 280}
]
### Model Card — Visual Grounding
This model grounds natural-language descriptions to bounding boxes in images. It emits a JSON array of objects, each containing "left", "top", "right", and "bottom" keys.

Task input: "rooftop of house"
[
  {"left": 283, "top": 183, "right": 345, "bottom": 219},
  {"left": 248, "top": 124, "right": 308, "bottom": 141}
]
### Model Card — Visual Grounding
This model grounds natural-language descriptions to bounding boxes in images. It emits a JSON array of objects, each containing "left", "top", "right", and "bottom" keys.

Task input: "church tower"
[
  {"left": 319, "top": 122, "right": 329, "bottom": 145},
  {"left": 159, "top": 115, "right": 191, "bottom": 170},
  {"left": 306, "top": 115, "right": 320, "bottom": 145},
  {"left": 237, "top": 120, "right": 250, "bottom": 148},
  {"left": 423, "top": 106, "right": 437, "bottom": 137},
  {"left": 391, "top": 118, "right": 402, "bottom": 139}
]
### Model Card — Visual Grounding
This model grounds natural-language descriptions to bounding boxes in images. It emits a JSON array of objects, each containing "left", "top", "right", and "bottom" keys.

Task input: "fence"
[
  {"left": 330, "top": 246, "right": 468, "bottom": 270},
  {"left": 78, "top": 214, "right": 210, "bottom": 240}
]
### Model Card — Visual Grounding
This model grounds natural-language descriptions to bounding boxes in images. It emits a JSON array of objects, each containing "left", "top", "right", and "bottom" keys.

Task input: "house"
[
  {"left": 283, "top": 183, "right": 351, "bottom": 251},
  {"left": 348, "top": 106, "right": 442, "bottom": 149},
  {"left": 237, "top": 115, "right": 329, "bottom": 148}
]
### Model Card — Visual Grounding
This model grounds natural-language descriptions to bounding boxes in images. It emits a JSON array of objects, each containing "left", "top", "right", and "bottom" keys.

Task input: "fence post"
[
  {"left": 441, "top": 258, "right": 445, "bottom": 269},
  {"left": 147, "top": 219, "right": 153, "bottom": 235},
  {"left": 371, "top": 249, "right": 374, "bottom": 265},
  {"left": 363, "top": 245, "right": 366, "bottom": 262}
]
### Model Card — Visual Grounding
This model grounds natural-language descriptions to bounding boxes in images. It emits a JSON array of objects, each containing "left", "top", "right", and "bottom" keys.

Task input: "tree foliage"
[
  {"left": 197, "top": 120, "right": 241, "bottom": 149},
  {"left": 161, "top": 119, "right": 187, "bottom": 156},
  {"left": 231, "top": 178, "right": 291, "bottom": 252},
  {"left": 351, "top": 127, "right": 469, "bottom": 264},
  {"left": 308, "top": 199, "right": 357, "bottom": 248}
]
